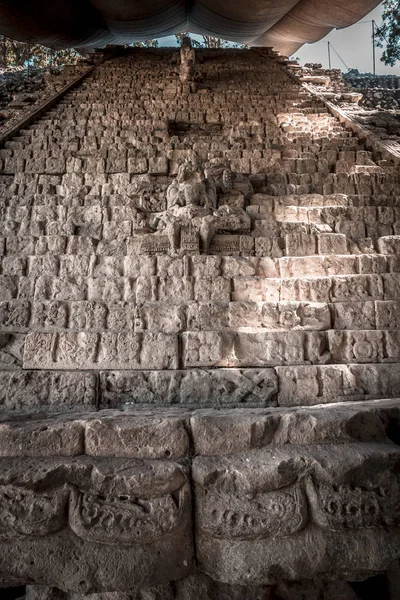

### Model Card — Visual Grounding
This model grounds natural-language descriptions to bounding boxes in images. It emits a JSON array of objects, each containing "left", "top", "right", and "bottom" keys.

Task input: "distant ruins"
[{"left": 0, "top": 40, "right": 399, "bottom": 600}]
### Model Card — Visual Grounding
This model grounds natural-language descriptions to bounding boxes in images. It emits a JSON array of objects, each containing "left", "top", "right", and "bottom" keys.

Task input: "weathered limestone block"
[
  {"left": 221, "top": 257, "right": 258, "bottom": 277},
  {"left": 0, "top": 275, "right": 19, "bottom": 300},
  {"left": 285, "top": 233, "right": 316, "bottom": 256},
  {"left": 190, "top": 399, "right": 398, "bottom": 456},
  {"left": 0, "top": 300, "right": 31, "bottom": 330},
  {"left": 0, "top": 457, "right": 193, "bottom": 591},
  {"left": 328, "top": 330, "right": 400, "bottom": 363},
  {"left": 232, "top": 277, "right": 280, "bottom": 302},
  {"left": 158, "top": 277, "right": 193, "bottom": 303},
  {"left": 193, "top": 277, "right": 231, "bottom": 302},
  {"left": 383, "top": 273, "right": 400, "bottom": 300},
  {"left": 375, "top": 300, "right": 400, "bottom": 329},
  {"left": 182, "top": 331, "right": 329, "bottom": 368},
  {"left": 333, "top": 301, "right": 375, "bottom": 330},
  {"left": 229, "top": 301, "right": 331, "bottom": 330},
  {"left": 85, "top": 412, "right": 190, "bottom": 458},
  {"left": 100, "top": 369, "right": 278, "bottom": 408},
  {"left": 0, "top": 370, "right": 97, "bottom": 412},
  {"left": 276, "top": 364, "right": 400, "bottom": 406},
  {"left": 186, "top": 302, "right": 229, "bottom": 331},
  {"left": 0, "top": 414, "right": 85, "bottom": 456},
  {"left": 317, "top": 233, "right": 348, "bottom": 255},
  {"left": 330, "top": 274, "right": 383, "bottom": 302},
  {"left": 193, "top": 443, "right": 400, "bottom": 585},
  {"left": 33, "top": 301, "right": 69, "bottom": 329},
  {"left": 69, "top": 301, "right": 107, "bottom": 331},
  {"left": 23, "top": 332, "right": 179, "bottom": 370},
  {"left": 378, "top": 236, "right": 400, "bottom": 255},
  {"left": 35, "top": 276, "right": 87, "bottom": 302},
  {"left": 191, "top": 255, "right": 221, "bottom": 278}
]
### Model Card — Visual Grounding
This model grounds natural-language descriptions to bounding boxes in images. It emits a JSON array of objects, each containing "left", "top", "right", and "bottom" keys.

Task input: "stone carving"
[
  {"left": 23, "top": 332, "right": 179, "bottom": 370},
  {"left": 69, "top": 484, "right": 191, "bottom": 545},
  {"left": 307, "top": 477, "right": 400, "bottom": 530},
  {"left": 153, "top": 159, "right": 217, "bottom": 252},
  {"left": 199, "top": 485, "right": 308, "bottom": 539},
  {"left": 210, "top": 234, "right": 254, "bottom": 255},
  {"left": 0, "top": 333, "right": 24, "bottom": 368},
  {"left": 0, "top": 484, "right": 69, "bottom": 538},
  {"left": 100, "top": 368, "right": 278, "bottom": 408},
  {"left": 180, "top": 36, "right": 195, "bottom": 87},
  {"left": 0, "top": 370, "right": 97, "bottom": 411},
  {"left": 205, "top": 161, "right": 254, "bottom": 205},
  {"left": 140, "top": 160, "right": 251, "bottom": 254},
  {"left": 3, "top": 45, "right": 400, "bottom": 594}
]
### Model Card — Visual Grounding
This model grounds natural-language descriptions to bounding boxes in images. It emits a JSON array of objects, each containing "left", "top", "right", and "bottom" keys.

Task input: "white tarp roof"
[{"left": 0, "top": 0, "right": 381, "bottom": 54}]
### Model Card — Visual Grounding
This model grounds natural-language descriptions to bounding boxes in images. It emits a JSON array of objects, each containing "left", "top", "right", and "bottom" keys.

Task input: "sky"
[
  {"left": 157, "top": 4, "right": 399, "bottom": 76},
  {"left": 291, "top": 5, "right": 398, "bottom": 75}
]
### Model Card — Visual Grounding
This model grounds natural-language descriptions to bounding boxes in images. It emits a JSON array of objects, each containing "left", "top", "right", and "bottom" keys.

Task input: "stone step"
[
  {"left": 3, "top": 194, "right": 398, "bottom": 211},
  {"left": 2, "top": 232, "right": 400, "bottom": 259},
  {"left": 17, "top": 328, "right": 400, "bottom": 370},
  {"left": 10, "top": 203, "right": 400, "bottom": 227},
  {"left": 2, "top": 272, "right": 400, "bottom": 304},
  {"left": 0, "top": 364, "right": 399, "bottom": 411},
  {"left": 2, "top": 299, "right": 400, "bottom": 334},
  {"left": 2, "top": 252, "right": 399, "bottom": 279},
  {"left": 0, "top": 397, "right": 397, "bottom": 452}
]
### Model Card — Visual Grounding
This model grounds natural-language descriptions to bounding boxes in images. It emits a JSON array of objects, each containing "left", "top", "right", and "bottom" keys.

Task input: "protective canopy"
[{"left": 0, "top": 0, "right": 381, "bottom": 54}]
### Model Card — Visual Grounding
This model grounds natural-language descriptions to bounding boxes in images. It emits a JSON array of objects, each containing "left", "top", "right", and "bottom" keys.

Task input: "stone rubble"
[
  {"left": 297, "top": 63, "right": 400, "bottom": 146},
  {"left": 0, "top": 63, "right": 92, "bottom": 138},
  {"left": 0, "top": 46, "right": 399, "bottom": 596}
]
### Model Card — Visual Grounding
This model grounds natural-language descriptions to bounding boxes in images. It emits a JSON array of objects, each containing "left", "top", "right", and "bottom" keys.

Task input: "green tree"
[
  {"left": 175, "top": 33, "right": 249, "bottom": 49},
  {"left": 131, "top": 40, "right": 159, "bottom": 48},
  {"left": 374, "top": 0, "right": 400, "bottom": 66},
  {"left": 0, "top": 36, "right": 80, "bottom": 70},
  {"left": 175, "top": 34, "right": 202, "bottom": 48}
]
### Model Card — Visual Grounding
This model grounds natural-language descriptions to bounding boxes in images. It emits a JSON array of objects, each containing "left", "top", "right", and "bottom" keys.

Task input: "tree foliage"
[
  {"left": 175, "top": 33, "right": 249, "bottom": 49},
  {"left": 374, "top": 0, "right": 400, "bottom": 66},
  {"left": 131, "top": 40, "right": 159, "bottom": 48},
  {"left": 0, "top": 36, "right": 80, "bottom": 69}
]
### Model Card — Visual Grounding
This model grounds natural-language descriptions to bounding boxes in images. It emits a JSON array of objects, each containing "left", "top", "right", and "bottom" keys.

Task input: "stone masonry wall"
[{"left": 0, "top": 47, "right": 399, "bottom": 596}]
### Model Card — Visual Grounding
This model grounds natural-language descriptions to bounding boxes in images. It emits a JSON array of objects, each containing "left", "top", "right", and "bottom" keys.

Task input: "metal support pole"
[
  {"left": 27, "top": 40, "right": 31, "bottom": 77},
  {"left": 327, "top": 41, "right": 331, "bottom": 69},
  {"left": 372, "top": 19, "right": 376, "bottom": 76}
]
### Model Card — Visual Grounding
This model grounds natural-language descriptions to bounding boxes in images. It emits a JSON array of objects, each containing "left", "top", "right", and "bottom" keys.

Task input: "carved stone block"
[
  {"left": 276, "top": 363, "right": 400, "bottom": 406},
  {"left": 85, "top": 413, "right": 190, "bottom": 459},
  {"left": 210, "top": 235, "right": 254, "bottom": 256},
  {"left": 183, "top": 331, "right": 328, "bottom": 368},
  {"left": 0, "top": 370, "right": 97, "bottom": 411},
  {"left": 333, "top": 301, "right": 375, "bottom": 330},
  {"left": 100, "top": 369, "right": 278, "bottom": 409},
  {"left": 0, "top": 300, "right": 30, "bottom": 329},
  {"left": 194, "top": 444, "right": 400, "bottom": 584},
  {"left": 138, "top": 234, "right": 171, "bottom": 255},
  {"left": 23, "top": 333, "right": 179, "bottom": 370},
  {"left": 0, "top": 415, "right": 84, "bottom": 457},
  {"left": 328, "top": 330, "right": 384, "bottom": 363},
  {"left": 0, "top": 457, "right": 193, "bottom": 590}
]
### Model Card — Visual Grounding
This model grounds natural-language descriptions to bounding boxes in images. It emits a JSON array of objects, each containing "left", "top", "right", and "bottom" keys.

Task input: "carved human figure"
[
  {"left": 180, "top": 36, "right": 195, "bottom": 84},
  {"left": 152, "top": 160, "right": 217, "bottom": 252},
  {"left": 150, "top": 159, "right": 251, "bottom": 252}
]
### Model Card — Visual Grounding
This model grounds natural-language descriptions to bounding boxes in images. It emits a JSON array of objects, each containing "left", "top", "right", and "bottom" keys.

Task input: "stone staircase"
[
  {"left": 0, "top": 48, "right": 400, "bottom": 410},
  {"left": 0, "top": 48, "right": 399, "bottom": 596}
]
